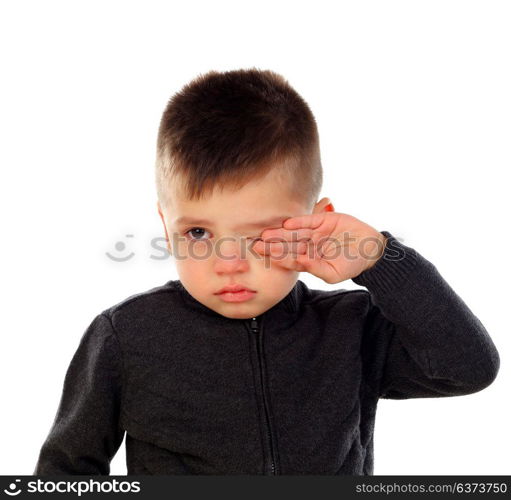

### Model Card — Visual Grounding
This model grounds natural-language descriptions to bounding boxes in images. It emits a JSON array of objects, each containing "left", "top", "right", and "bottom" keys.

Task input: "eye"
[{"left": 184, "top": 227, "right": 211, "bottom": 241}]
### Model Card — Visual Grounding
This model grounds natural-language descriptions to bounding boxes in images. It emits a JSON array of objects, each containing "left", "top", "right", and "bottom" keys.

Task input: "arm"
[
  {"left": 34, "top": 313, "right": 125, "bottom": 474},
  {"left": 353, "top": 231, "right": 500, "bottom": 399}
]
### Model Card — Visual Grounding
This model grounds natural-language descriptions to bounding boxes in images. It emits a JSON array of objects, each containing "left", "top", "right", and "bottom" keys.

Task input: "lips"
[{"left": 214, "top": 284, "right": 256, "bottom": 295}]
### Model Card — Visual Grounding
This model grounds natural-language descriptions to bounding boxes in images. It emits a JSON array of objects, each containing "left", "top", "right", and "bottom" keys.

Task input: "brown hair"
[{"left": 155, "top": 67, "right": 322, "bottom": 210}]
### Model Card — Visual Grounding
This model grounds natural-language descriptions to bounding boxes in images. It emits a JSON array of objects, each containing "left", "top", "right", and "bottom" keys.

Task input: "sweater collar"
[{"left": 170, "top": 278, "right": 307, "bottom": 327}]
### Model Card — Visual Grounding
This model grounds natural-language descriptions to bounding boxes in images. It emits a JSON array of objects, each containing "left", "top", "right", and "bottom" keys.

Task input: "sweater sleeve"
[
  {"left": 352, "top": 231, "right": 500, "bottom": 399},
  {"left": 34, "top": 313, "right": 125, "bottom": 474}
]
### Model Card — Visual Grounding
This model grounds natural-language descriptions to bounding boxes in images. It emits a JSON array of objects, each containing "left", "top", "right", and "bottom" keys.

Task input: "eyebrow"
[{"left": 174, "top": 215, "right": 292, "bottom": 230}]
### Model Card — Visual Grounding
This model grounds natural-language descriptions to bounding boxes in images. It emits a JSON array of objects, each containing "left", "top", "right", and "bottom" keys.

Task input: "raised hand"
[{"left": 252, "top": 212, "right": 387, "bottom": 284}]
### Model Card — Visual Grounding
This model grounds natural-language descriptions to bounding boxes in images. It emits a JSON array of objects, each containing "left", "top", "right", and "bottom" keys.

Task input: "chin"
[{"left": 218, "top": 307, "right": 259, "bottom": 320}]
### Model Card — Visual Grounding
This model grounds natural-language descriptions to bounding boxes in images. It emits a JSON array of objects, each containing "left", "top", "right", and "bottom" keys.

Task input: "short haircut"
[{"left": 154, "top": 67, "right": 323, "bottom": 211}]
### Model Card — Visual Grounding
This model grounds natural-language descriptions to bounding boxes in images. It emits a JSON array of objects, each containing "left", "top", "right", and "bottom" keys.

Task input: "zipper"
[{"left": 249, "top": 316, "right": 278, "bottom": 475}]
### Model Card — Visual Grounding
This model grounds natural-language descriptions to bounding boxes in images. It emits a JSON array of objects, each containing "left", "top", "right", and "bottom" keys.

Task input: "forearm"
[{"left": 353, "top": 231, "right": 500, "bottom": 395}]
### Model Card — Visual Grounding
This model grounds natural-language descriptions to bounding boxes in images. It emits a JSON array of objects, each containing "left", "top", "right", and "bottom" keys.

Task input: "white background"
[{"left": 1, "top": 0, "right": 509, "bottom": 475}]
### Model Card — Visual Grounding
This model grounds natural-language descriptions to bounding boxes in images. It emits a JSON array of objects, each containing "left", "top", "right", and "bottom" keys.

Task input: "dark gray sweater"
[{"left": 34, "top": 231, "right": 500, "bottom": 475}]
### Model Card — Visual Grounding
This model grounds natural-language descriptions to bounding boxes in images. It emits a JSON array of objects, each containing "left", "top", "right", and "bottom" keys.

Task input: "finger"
[
  {"left": 263, "top": 251, "right": 308, "bottom": 272},
  {"left": 271, "top": 251, "right": 329, "bottom": 274},
  {"left": 282, "top": 212, "right": 329, "bottom": 230},
  {"left": 293, "top": 252, "right": 345, "bottom": 284},
  {"left": 283, "top": 213, "right": 343, "bottom": 242},
  {"left": 262, "top": 227, "right": 338, "bottom": 256},
  {"left": 260, "top": 227, "right": 314, "bottom": 244},
  {"left": 316, "top": 236, "right": 352, "bottom": 259},
  {"left": 252, "top": 239, "right": 309, "bottom": 256}
]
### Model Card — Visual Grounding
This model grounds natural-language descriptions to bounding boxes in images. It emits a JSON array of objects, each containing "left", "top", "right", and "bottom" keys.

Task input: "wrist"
[{"left": 362, "top": 233, "right": 387, "bottom": 272}]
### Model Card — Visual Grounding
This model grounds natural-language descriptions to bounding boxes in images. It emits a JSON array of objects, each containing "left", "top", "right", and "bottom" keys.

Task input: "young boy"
[{"left": 34, "top": 68, "right": 500, "bottom": 475}]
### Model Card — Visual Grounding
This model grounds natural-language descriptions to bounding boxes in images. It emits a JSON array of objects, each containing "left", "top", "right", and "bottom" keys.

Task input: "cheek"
[
  {"left": 256, "top": 265, "right": 298, "bottom": 291},
  {"left": 175, "top": 238, "right": 213, "bottom": 260},
  {"left": 175, "top": 255, "right": 211, "bottom": 284}
]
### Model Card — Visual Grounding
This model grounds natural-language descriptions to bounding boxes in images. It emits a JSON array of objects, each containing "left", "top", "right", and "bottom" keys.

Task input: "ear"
[
  {"left": 156, "top": 201, "right": 172, "bottom": 255},
  {"left": 157, "top": 201, "right": 164, "bottom": 218},
  {"left": 312, "top": 197, "right": 334, "bottom": 214}
]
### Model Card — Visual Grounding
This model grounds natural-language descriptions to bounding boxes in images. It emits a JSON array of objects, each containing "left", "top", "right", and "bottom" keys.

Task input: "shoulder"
[
  {"left": 99, "top": 279, "right": 181, "bottom": 327},
  {"left": 300, "top": 280, "right": 372, "bottom": 315}
]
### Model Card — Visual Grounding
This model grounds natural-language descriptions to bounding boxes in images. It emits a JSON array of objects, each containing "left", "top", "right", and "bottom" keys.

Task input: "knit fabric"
[{"left": 34, "top": 230, "right": 500, "bottom": 475}]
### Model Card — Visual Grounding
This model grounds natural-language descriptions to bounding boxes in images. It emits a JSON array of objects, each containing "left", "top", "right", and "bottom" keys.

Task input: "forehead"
[{"left": 168, "top": 169, "right": 306, "bottom": 229}]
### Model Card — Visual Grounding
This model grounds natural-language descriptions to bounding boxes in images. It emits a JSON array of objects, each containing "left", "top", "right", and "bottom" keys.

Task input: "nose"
[{"left": 213, "top": 237, "right": 250, "bottom": 274}]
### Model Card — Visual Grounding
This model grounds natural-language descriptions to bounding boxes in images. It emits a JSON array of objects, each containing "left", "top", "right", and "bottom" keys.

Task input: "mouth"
[
  {"left": 214, "top": 285, "right": 257, "bottom": 303},
  {"left": 214, "top": 285, "right": 257, "bottom": 295}
]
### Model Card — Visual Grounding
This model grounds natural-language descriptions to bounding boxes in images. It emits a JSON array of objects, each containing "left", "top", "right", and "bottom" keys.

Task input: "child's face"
[{"left": 158, "top": 168, "right": 327, "bottom": 319}]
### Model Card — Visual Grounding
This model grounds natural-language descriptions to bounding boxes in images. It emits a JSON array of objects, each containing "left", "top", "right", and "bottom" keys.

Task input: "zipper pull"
[{"left": 250, "top": 317, "right": 259, "bottom": 332}]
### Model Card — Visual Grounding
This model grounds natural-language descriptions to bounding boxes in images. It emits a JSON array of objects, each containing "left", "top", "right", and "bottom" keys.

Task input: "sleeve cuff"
[{"left": 351, "top": 230, "right": 419, "bottom": 294}]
